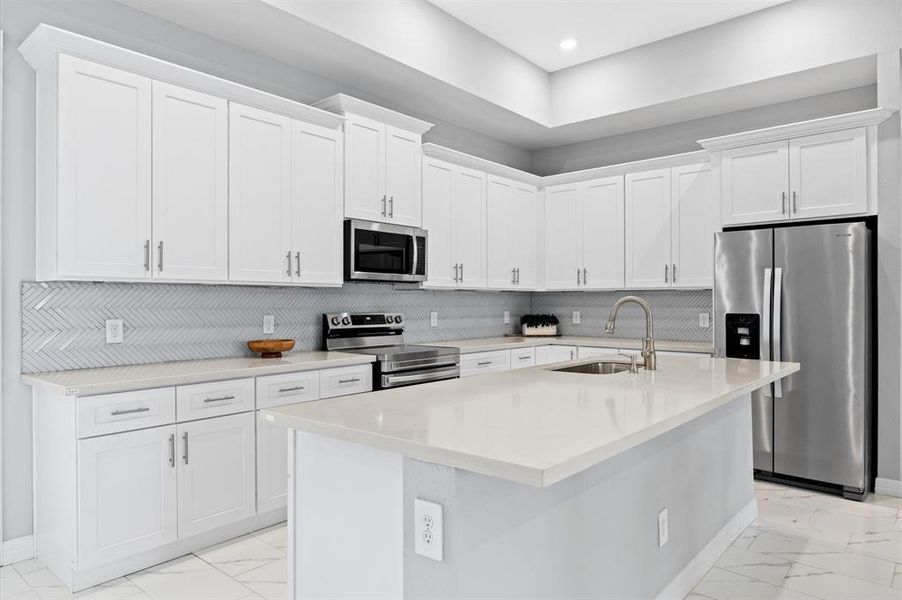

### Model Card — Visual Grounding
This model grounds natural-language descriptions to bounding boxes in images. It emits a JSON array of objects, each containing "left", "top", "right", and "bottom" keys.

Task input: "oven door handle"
[{"left": 381, "top": 365, "right": 460, "bottom": 388}]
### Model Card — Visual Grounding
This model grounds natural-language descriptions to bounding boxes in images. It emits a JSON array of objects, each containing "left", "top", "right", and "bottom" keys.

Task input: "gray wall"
[
  {"left": 531, "top": 85, "right": 878, "bottom": 175},
  {"left": 403, "top": 398, "right": 754, "bottom": 599}
]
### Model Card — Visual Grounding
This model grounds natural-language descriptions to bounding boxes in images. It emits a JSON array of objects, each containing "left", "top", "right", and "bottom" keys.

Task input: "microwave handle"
[{"left": 411, "top": 235, "right": 418, "bottom": 277}]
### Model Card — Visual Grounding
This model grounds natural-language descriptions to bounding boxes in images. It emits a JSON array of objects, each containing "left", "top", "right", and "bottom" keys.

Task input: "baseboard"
[
  {"left": 657, "top": 498, "right": 758, "bottom": 600},
  {"left": 875, "top": 477, "right": 902, "bottom": 498},
  {"left": 1, "top": 535, "right": 35, "bottom": 565}
]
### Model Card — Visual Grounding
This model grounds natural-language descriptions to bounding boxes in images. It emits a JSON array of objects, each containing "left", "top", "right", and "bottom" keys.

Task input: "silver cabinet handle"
[
  {"left": 517, "top": 355, "right": 530, "bottom": 360},
  {"left": 286, "top": 251, "right": 292, "bottom": 276},
  {"left": 583, "top": 268, "right": 587, "bottom": 286},
  {"left": 511, "top": 267, "right": 515, "bottom": 284},
  {"left": 279, "top": 385, "right": 307, "bottom": 393},
  {"left": 664, "top": 264, "right": 669, "bottom": 283},
  {"left": 577, "top": 268, "right": 582, "bottom": 286},
  {"left": 168, "top": 434, "right": 175, "bottom": 468},
  {"left": 792, "top": 191, "right": 798, "bottom": 214},
  {"left": 453, "top": 263, "right": 459, "bottom": 282},
  {"left": 381, "top": 195, "right": 387, "bottom": 217},
  {"left": 389, "top": 196, "right": 394, "bottom": 218},
  {"left": 203, "top": 395, "right": 236, "bottom": 403},
  {"left": 672, "top": 264, "right": 677, "bottom": 283},
  {"left": 781, "top": 191, "right": 786, "bottom": 214},
  {"left": 295, "top": 251, "right": 301, "bottom": 277},
  {"left": 338, "top": 378, "right": 361, "bottom": 384},
  {"left": 460, "top": 263, "right": 464, "bottom": 282},
  {"left": 144, "top": 240, "right": 151, "bottom": 272},
  {"left": 182, "top": 431, "right": 189, "bottom": 465},
  {"left": 110, "top": 406, "right": 151, "bottom": 416},
  {"left": 516, "top": 267, "right": 520, "bottom": 285},
  {"left": 157, "top": 241, "right": 164, "bottom": 272},
  {"left": 477, "top": 361, "right": 492, "bottom": 366}
]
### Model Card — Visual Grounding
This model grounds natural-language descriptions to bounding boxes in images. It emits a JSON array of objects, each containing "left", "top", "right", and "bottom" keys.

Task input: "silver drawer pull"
[
  {"left": 182, "top": 432, "right": 189, "bottom": 465},
  {"left": 168, "top": 434, "right": 175, "bottom": 468},
  {"left": 338, "top": 378, "right": 361, "bottom": 384},
  {"left": 518, "top": 356, "right": 531, "bottom": 360},
  {"left": 278, "top": 385, "right": 307, "bottom": 393},
  {"left": 110, "top": 406, "right": 151, "bottom": 416},
  {"left": 477, "top": 361, "right": 492, "bottom": 366},
  {"left": 203, "top": 395, "right": 236, "bottom": 403}
]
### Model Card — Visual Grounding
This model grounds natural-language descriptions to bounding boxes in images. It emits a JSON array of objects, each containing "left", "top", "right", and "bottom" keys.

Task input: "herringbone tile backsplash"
[{"left": 21, "top": 282, "right": 712, "bottom": 373}]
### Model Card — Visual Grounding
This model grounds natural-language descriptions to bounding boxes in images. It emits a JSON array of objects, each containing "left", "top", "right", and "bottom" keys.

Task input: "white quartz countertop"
[
  {"left": 21, "top": 352, "right": 376, "bottom": 396},
  {"left": 432, "top": 336, "right": 714, "bottom": 354},
  {"left": 265, "top": 356, "right": 798, "bottom": 487}
]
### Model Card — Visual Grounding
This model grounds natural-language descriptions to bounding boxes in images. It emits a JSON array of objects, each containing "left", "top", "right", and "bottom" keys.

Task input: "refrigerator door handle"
[
  {"left": 773, "top": 267, "right": 784, "bottom": 398},
  {"left": 762, "top": 267, "right": 773, "bottom": 397}
]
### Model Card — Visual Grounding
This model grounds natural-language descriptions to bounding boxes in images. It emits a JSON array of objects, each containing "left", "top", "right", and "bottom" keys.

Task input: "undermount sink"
[{"left": 550, "top": 360, "right": 634, "bottom": 375}]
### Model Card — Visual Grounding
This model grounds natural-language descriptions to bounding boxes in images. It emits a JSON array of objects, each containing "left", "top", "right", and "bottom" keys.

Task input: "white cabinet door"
[
  {"left": 422, "top": 158, "right": 455, "bottom": 288},
  {"left": 57, "top": 55, "right": 152, "bottom": 279},
  {"left": 535, "top": 345, "right": 577, "bottom": 365},
  {"left": 789, "top": 128, "right": 867, "bottom": 220},
  {"left": 577, "top": 346, "right": 620, "bottom": 360},
  {"left": 228, "top": 103, "right": 293, "bottom": 283},
  {"left": 511, "top": 182, "right": 539, "bottom": 290},
  {"left": 543, "top": 184, "right": 581, "bottom": 290},
  {"left": 452, "top": 166, "right": 486, "bottom": 289},
  {"left": 293, "top": 121, "right": 343, "bottom": 286},
  {"left": 486, "top": 176, "right": 514, "bottom": 289},
  {"left": 152, "top": 82, "right": 228, "bottom": 281},
  {"left": 177, "top": 412, "right": 255, "bottom": 538},
  {"left": 721, "top": 140, "right": 789, "bottom": 226},
  {"left": 384, "top": 125, "right": 421, "bottom": 226},
  {"left": 343, "top": 114, "right": 385, "bottom": 222},
  {"left": 626, "top": 168, "right": 672, "bottom": 288},
  {"left": 256, "top": 411, "right": 288, "bottom": 513},
  {"left": 77, "top": 426, "right": 177, "bottom": 568},
  {"left": 581, "top": 176, "right": 624, "bottom": 290},
  {"left": 671, "top": 163, "right": 716, "bottom": 288}
]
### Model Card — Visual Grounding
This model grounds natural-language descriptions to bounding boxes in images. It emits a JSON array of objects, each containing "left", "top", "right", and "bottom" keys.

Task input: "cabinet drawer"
[
  {"left": 509, "top": 347, "right": 536, "bottom": 370},
  {"left": 578, "top": 346, "right": 621, "bottom": 360},
  {"left": 78, "top": 387, "right": 176, "bottom": 438},
  {"left": 460, "top": 350, "right": 511, "bottom": 377},
  {"left": 256, "top": 371, "right": 320, "bottom": 409},
  {"left": 320, "top": 365, "right": 373, "bottom": 399},
  {"left": 176, "top": 378, "right": 255, "bottom": 421}
]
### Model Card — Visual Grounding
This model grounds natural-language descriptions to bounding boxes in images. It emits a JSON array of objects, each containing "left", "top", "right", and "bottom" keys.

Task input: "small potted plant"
[{"left": 520, "top": 314, "right": 560, "bottom": 337}]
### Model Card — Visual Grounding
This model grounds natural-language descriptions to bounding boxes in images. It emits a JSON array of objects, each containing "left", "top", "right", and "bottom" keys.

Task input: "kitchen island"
[{"left": 264, "top": 355, "right": 798, "bottom": 599}]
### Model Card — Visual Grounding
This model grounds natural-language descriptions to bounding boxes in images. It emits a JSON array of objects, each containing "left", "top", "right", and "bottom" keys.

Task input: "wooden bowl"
[{"left": 247, "top": 339, "right": 295, "bottom": 358}]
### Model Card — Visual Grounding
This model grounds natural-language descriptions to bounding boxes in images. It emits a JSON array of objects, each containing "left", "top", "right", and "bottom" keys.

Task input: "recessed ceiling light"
[{"left": 559, "top": 38, "right": 577, "bottom": 52}]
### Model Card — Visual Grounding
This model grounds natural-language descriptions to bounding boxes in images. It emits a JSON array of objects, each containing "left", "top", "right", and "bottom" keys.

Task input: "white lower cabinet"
[
  {"left": 177, "top": 412, "right": 256, "bottom": 538},
  {"left": 509, "top": 347, "right": 536, "bottom": 369},
  {"left": 535, "top": 345, "right": 577, "bottom": 365},
  {"left": 460, "top": 350, "right": 511, "bottom": 377},
  {"left": 577, "top": 346, "right": 620, "bottom": 360},
  {"left": 77, "top": 426, "right": 178, "bottom": 568},
  {"left": 256, "top": 412, "right": 290, "bottom": 514}
]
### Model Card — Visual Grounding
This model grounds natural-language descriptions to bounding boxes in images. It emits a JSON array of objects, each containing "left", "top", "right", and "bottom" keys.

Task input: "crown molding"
[
  {"left": 698, "top": 107, "right": 896, "bottom": 151},
  {"left": 18, "top": 24, "right": 344, "bottom": 129},
  {"left": 541, "top": 150, "right": 709, "bottom": 187},
  {"left": 314, "top": 94, "right": 433, "bottom": 135},
  {"left": 422, "top": 143, "right": 541, "bottom": 186}
]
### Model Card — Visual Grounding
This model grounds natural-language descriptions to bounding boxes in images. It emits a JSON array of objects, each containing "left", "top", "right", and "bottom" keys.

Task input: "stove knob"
[
  {"left": 341, "top": 316, "right": 351, "bottom": 326},
  {"left": 330, "top": 316, "right": 340, "bottom": 326},
  {"left": 386, "top": 315, "right": 394, "bottom": 324},
  {"left": 395, "top": 315, "right": 403, "bottom": 324}
]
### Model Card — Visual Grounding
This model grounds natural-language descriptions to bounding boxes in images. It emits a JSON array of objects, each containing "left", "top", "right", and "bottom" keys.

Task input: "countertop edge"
[{"left": 433, "top": 337, "right": 715, "bottom": 355}]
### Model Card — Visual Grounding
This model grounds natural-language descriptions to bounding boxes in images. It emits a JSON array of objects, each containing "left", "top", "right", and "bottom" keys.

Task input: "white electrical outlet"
[
  {"left": 414, "top": 498, "right": 443, "bottom": 561},
  {"left": 263, "top": 314, "right": 275, "bottom": 334},
  {"left": 503, "top": 310, "right": 510, "bottom": 324},
  {"left": 105, "top": 319, "right": 124, "bottom": 344},
  {"left": 430, "top": 311, "right": 438, "bottom": 327},
  {"left": 698, "top": 312, "right": 710, "bottom": 329},
  {"left": 658, "top": 508, "right": 669, "bottom": 547},
  {"left": 572, "top": 311, "right": 581, "bottom": 325}
]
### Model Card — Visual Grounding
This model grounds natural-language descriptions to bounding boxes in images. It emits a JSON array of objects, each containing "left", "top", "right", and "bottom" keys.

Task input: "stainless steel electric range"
[{"left": 323, "top": 312, "right": 460, "bottom": 389}]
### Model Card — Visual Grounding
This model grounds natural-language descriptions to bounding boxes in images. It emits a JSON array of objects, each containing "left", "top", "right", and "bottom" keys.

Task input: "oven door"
[
  {"left": 380, "top": 365, "right": 460, "bottom": 389},
  {"left": 345, "top": 220, "right": 427, "bottom": 282}
]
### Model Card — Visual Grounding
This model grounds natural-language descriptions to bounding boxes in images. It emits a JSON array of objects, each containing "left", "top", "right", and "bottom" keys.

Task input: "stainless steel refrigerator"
[{"left": 714, "top": 221, "right": 872, "bottom": 500}]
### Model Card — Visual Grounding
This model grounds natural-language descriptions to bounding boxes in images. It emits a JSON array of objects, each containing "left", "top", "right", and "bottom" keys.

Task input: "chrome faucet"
[{"left": 605, "top": 296, "right": 657, "bottom": 371}]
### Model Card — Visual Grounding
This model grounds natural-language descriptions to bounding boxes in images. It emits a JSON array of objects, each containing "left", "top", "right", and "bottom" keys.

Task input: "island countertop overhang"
[{"left": 263, "top": 356, "right": 799, "bottom": 487}]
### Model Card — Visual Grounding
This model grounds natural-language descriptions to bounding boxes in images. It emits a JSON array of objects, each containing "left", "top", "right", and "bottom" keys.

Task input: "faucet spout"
[{"left": 604, "top": 296, "right": 656, "bottom": 370}]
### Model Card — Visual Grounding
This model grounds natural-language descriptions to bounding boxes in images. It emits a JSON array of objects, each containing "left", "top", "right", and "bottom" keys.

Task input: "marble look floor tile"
[
  {"left": 754, "top": 501, "right": 816, "bottom": 532},
  {"left": 250, "top": 524, "right": 286, "bottom": 552},
  {"left": 774, "top": 550, "right": 896, "bottom": 588},
  {"left": 732, "top": 530, "right": 760, "bottom": 550},
  {"left": 693, "top": 568, "right": 822, "bottom": 600},
  {"left": 12, "top": 563, "right": 44, "bottom": 577},
  {"left": 194, "top": 535, "right": 284, "bottom": 577},
  {"left": 780, "top": 490, "right": 900, "bottom": 521},
  {"left": 1, "top": 567, "right": 22, "bottom": 579},
  {"left": 892, "top": 565, "right": 902, "bottom": 590},
  {"left": 781, "top": 563, "right": 901, "bottom": 600},
  {"left": 747, "top": 529, "right": 845, "bottom": 556},
  {"left": 847, "top": 529, "right": 902, "bottom": 563},
  {"left": 1, "top": 575, "right": 33, "bottom": 599},
  {"left": 18, "top": 569, "right": 64, "bottom": 590},
  {"left": 4, "top": 593, "right": 41, "bottom": 600},
  {"left": 127, "top": 556, "right": 252, "bottom": 600},
  {"left": 73, "top": 578, "right": 146, "bottom": 600},
  {"left": 233, "top": 559, "right": 287, "bottom": 600},
  {"left": 716, "top": 546, "right": 792, "bottom": 585}
]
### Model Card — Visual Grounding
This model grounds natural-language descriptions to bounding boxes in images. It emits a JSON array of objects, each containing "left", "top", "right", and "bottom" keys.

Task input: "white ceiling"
[{"left": 427, "top": 0, "right": 791, "bottom": 72}]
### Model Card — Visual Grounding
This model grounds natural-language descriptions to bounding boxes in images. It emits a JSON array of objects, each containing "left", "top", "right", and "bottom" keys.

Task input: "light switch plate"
[
  {"left": 698, "top": 312, "right": 710, "bottom": 329},
  {"left": 414, "top": 498, "right": 443, "bottom": 561},
  {"left": 263, "top": 314, "right": 275, "bottom": 334},
  {"left": 572, "top": 311, "right": 581, "bottom": 325},
  {"left": 105, "top": 319, "right": 124, "bottom": 344},
  {"left": 430, "top": 311, "right": 438, "bottom": 327},
  {"left": 503, "top": 310, "right": 510, "bottom": 324}
]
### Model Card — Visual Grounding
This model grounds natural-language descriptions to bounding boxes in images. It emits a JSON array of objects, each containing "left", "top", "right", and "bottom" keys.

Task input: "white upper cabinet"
[
  {"left": 581, "top": 176, "right": 625, "bottom": 290},
  {"left": 486, "top": 176, "right": 538, "bottom": 290},
  {"left": 720, "top": 140, "right": 790, "bottom": 226},
  {"left": 384, "top": 125, "right": 422, "bottom": 226},
  {"left": 626, "top": 168, "right": 672, "bottom": 288},
  {"left": 292, "top": 121, "right": 344, "bottom": 286},
  {"left": 343, "top": 114, "right": 387, "bottom": 222},
  {"left": 422, "top": 157, "right": 456, "bottom": 288},
  {"left": 671, "top": 163, "right": 716, "bottom": 288},
  {"left": 543, "top": 184, "right": 582, "bottom": 290},
  {"left": 56, "top": 55, "right": 152, "bottom": 280},
  {"left": 152, "top": 82, "right": 228, "bottom": 281},
  {"left": 789, "top": 128, "right": 867, "bottom": 220},
  {"left": 228, "top": 103, "right": 294, "bottom": 283}
]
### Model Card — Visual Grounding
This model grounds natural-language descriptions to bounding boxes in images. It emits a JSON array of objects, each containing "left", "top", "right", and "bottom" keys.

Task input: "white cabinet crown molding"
[
  {"left": 540, "top": 150, "right": 709, "bottom": 187},
  {"left": 18, "top": 24, "right": 343, "bottom": 129},
  {"left": 422, "top": 143, "right": 542, "bottom": 186},
  {"left": 698, "top": 107, "right": 896, "bottom": 151},
  {"left": 314, "top": 93, "right": 433, "bottom": 135}
]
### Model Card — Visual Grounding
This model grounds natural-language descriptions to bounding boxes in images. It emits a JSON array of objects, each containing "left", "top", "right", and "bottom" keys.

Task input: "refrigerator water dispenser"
[{"left": 725, "top": 313, "right": 760, "bottom": 359}]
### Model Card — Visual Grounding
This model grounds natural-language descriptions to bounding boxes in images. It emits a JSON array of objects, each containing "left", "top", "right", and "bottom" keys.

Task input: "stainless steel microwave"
[{"left": 344, "top": 219, "right": 427, "bottom": 283}]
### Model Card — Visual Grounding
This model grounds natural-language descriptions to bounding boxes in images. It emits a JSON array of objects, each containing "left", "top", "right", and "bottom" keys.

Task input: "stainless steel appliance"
[
  {"left": 344, "top": 219, "right": 427, "bottom": 283},
  {"left": 714, "top": 221, "right": 872, "bottom": 500},
  {"left": 324, "top": 312, "right": 459, "bottom": 389}
]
